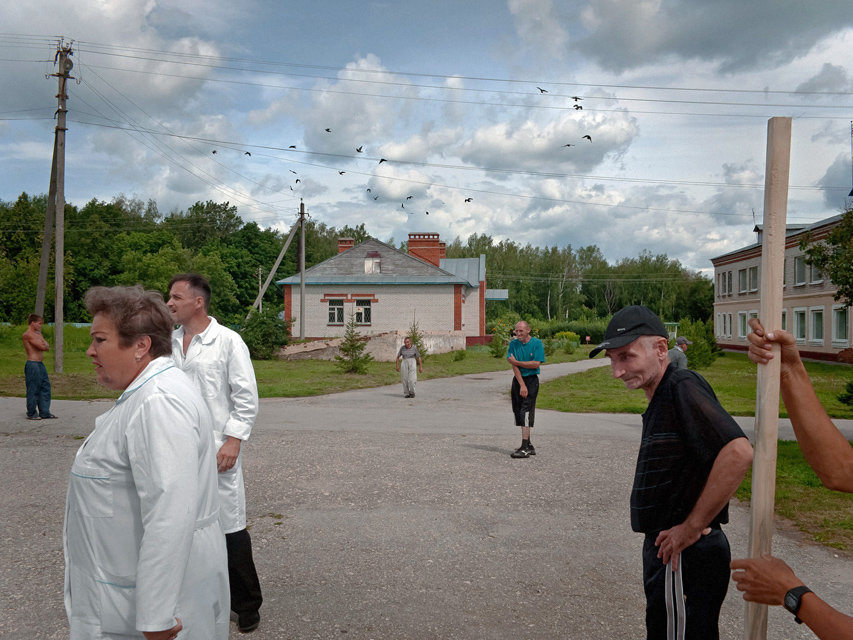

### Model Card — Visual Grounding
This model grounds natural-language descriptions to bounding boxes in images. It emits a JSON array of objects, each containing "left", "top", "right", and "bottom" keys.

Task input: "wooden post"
[
  {"left": 53, "top": 46, "right": 72, "bottom": 374},
  {"left": 744, "top": 117, "right": 791, "bottom": 639}
]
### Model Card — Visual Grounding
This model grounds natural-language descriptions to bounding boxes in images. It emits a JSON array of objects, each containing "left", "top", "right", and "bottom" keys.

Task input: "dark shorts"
[{"left": 511, "top": 374, "right": 539, "bottom": 427}]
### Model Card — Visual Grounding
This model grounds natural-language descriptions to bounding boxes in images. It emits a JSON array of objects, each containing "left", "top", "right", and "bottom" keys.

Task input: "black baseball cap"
[{"left": 589, "top": 305, "right": 668, "bottom": 358}]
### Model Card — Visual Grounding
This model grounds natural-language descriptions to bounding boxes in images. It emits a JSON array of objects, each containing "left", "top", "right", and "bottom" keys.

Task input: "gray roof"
[
  {"left": 439, "top": 256, "right": 484, "bottom": 287},
  {"left": 276, "top": 238, "right": 472, "bottom": 286}
]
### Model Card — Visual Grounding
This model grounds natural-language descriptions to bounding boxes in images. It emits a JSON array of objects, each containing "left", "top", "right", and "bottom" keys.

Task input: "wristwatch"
[{"left": 783, "top": 585, "right": 812, "bottom": 624}]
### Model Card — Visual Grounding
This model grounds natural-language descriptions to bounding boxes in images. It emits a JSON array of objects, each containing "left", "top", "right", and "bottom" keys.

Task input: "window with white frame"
[
  {"left": 364, "top": 255, "right": 381, "bottom": 274},
  {"left": 726, "top": 313, "right": 733, "bottom": 338},
  {"left": 738, "top": 269, "right": 747, "bottom": 293},
  {"left": 793, "top": 308, "right": 807, "bottom": 342},
  {"left": 794, "top": 256, "right": 806, "bottom": 285},
  {"left": 832, "top": 306, "right": 849, "bottom": 345},
  {"left": 727, "top": 271, "right": 733, "bottom": 296},
  {"left": 355, "top": 299, "right": 371, "bottom": 324},
  {"left": 809, "top": 307, "right": 824, "bottom": 343},
  {"left": 328, "top": 299, "right": 344, "bottom": 324},
  {"left": 782, "top": 258, "right": 787, "bottom": 287},
  {"left": 748, "top": 266, "right": 759, "bottom": 292},
  {"left": 809, "top": 264, "right": 823, "bottom": 284},
  {"left": 738, "top": 312, "right": 748, "bottom": 338}
]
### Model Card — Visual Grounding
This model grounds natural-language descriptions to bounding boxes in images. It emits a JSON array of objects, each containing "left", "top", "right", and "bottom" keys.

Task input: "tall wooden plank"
[{"left": 744, "top": 117, "right": 791, "bottom": 639}]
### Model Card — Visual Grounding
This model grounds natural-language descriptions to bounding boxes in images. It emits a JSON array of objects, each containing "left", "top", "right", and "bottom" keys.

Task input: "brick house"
[
  {"left": 277, "top": 233, "right": 494, "bottom": 343},
  {"left": 711, "top": 213, "right": 851, "bottom": 360}
]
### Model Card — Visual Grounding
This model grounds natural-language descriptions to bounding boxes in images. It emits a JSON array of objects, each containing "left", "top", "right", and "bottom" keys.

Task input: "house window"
[
  {"left": 364, "top": 258, "right": 381, "bottom": 274},
  {"left": 781, "top": 309, "right": 787, "bottom": 332},
  {"left": 793, "top": 308, "right": 807, "bottom": 342},
  {"left": 832, "top": 306, "right": 849, "bottom": 345},
  {"left": 794, "top": 257, "right": 806, "bottom": 285},
  {"left": 738, "top": 312, "right": 748, "bottom": 339},
  {"left": 355, "top": 300, "right": 371, "bottom": 324},
  {"left": 738, "top": 269, "right": 747, "bottom": 293},
  {"left": 726, "top": 313, "right": 733, "bottom": 338},
  {"left": 727, "top": 271, "right": 733, "bottom": 296},
  {"left": 810, "top": 264, "right": 823, "bottom": 284},
  {"left": 783, "top": 258, "right": 787, "bottom": 287},
  {"left": 748, "top": 266, "right": 758, "bottom": 292},
  {"left": 328, "top": 299, "right": 344, "bottom": 324},
  {"left": 809, "top": 307, "right": 824, "bottom": 344}
]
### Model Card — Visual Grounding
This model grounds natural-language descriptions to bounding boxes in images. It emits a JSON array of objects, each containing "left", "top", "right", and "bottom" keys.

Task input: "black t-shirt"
[{"left": 630, "top": 365, "right": 747, "bottom": 534}]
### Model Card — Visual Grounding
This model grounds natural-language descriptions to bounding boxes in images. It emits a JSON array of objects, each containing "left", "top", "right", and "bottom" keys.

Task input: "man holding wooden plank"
[
  {"left": 591, "top": 305, "right": 754, "bottom": 639},
  {"left": 731, "top": 318, "right": 853, "bottom": 639}
]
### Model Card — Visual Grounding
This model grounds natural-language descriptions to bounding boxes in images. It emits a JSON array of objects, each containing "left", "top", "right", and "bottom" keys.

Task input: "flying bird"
[
  {"left": 356, "top": 146, "right": 363, "bottom": 153},
  {"left": 425, "top": 211, "right": 429, "bottom": 215},
  {"left": 574, "top": 104, "right": 583, "bottom": 110},
  {"left": 563, "top": 143, "right": 575, "bottom": 147},
  {"left": 373, "top": 196, "right": 379, "bottom": 200},
  {"left": 378, "top": 158, "right": 387, "bottom": 164},
  {"left": 324, "top": 128, "right": 331, "bottom": 133},
  {"left": 366, "top": 188, "right": 371, "bottom": 193},
  {"left": 464, "top": 198, "right": 473, "bottom": 203},
  {"left": 537, "top": 87, "right": 548, "bottom": 93},
  {"left": 211, "top": 150, "right": 217, "bottom": 154},
  {"left": 582, "top": 135, "right": 592, "bottom": 142},
  {"left": 401, "top": 203, "right": 405, "bottom": 209},
  {"left": 244, "top": 151, "right": 251, "bottom": 156},
  {"left": 289, "top": 145, "right": 296, "bottom": 149},
  {"left": 406, "top": 195, "right": 413, "bottom": 200},
  {"left": 571, "top": 96, "right": 582, "bottom": 102},
  {"left": 295, "top": 179, "right": 301, "bottom": 184},
  {"left": 338, "top": 171, "right": 346, "bottom": 175},
  {"left": 289, "top": 170, "right": 298, "bottom": 174}
]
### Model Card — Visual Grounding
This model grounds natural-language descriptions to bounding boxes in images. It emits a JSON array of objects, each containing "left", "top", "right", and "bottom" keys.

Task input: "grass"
[{"left": 3, "top": 324, "right": 851, "bottom": 551}]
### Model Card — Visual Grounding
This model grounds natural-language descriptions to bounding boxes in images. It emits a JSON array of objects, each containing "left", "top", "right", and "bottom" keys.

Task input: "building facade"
[
  {"left": 278, "top": 233, "right": 489, "bottom": 341},
  {"left": 711, "top": 213, "right": 851, "bottom": 360}
]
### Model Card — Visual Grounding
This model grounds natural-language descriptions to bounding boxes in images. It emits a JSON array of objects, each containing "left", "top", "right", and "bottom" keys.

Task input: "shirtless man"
[{"left": 22, "top": 314, "right": 56, "bottom": 420}]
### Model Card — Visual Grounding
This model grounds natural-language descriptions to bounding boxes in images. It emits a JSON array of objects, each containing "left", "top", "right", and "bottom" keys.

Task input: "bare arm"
[
  {"left": 731, "top": 554, "right": 853, "bottom": 640},
  {"left": 748, "top": 319, "right": 853, "bottom": 492},
  {"left": 507, "top": 355, "right": 542, "bottom": 369},
  {"left": 655, "top": 437, "right": 753, "bottom": 569}
]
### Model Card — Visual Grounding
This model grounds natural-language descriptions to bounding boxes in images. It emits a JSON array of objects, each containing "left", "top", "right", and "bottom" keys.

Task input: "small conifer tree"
[
  {"left": 407, "top": 319, "right": 427, "bottom": 361},
  {"left": 335, "top": 313, "right": 374, "bottom": 374}
]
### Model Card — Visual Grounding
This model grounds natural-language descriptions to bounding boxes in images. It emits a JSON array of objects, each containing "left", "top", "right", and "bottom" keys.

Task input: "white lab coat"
[
  {"left": 63, "top": 357, "right": 229, "bottom": 639},
  {"left": 172, "top": 317, "right": 259, "bottom": 533}
]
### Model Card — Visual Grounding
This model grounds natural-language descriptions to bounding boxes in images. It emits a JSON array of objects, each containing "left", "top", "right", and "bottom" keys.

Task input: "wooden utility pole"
[
  {"left": 744, "top": 116, "right": 791, "bottom": 640},
  {"left": 52, "top": 45, "right": 73, "bottom": 373},
  {"left": 299, "top": 201, "right": 307, "bottom": 340},
  {"left": 246, "top": 217, "right": 300, "bottom": 320}
]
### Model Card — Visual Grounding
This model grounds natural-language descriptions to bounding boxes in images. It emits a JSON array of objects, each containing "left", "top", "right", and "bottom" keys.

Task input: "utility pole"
[
  {"left": 258, "top": 266, "right": 263, "bottom": 313},
  {"left": 34, "top": 138, "right": 58, "bottom": 316},
  {"left": 51, "top": 44, "right": 73, "bottom": 373},
  {"left": 299, "top": 201, "right": 307, "bottom": 340}
]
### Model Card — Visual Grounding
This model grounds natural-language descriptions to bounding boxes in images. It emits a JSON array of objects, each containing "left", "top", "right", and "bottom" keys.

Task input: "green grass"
[
  {"left": 538, "top": 351, "right": 853, "bottom": 419},
  {"left": 735, "top": 441, "right": 853, "bottom": 551}
]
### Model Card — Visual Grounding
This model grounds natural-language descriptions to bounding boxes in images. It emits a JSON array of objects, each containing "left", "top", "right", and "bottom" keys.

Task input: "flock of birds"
[{"left": 209, "top": 87, "right": 592, "bottom": 217}]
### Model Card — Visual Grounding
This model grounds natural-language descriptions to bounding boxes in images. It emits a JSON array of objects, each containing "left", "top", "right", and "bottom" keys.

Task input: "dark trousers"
[
  {"left": 642, "top": 528, "right": 731, "bottom": 640},
  {"left": 25, "top": 360, "right": 51, "bottom": 418},
  {"left": 511, "top": 374, "right": 539, "bottom": 427},
  {"left": 226, "top": 528, "right": 263, "bottom": 615}
]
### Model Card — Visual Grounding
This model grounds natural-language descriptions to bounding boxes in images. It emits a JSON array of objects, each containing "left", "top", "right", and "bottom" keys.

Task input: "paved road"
[{"left": 1, "top": 360, "right": 850, "bottom": 639}]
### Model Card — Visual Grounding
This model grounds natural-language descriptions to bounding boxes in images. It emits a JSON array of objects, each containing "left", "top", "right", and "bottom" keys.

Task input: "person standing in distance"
[
  {"left": 22, "top": 314, "right": 57, "bottom": 420},
  {"left": 668, "top": 336, "right": 692, "bottom": 370},
  {"left": 167, "top": 274, "right": 263, "bottom": 634},
  {"left": 590, "top": 305, "right": 753, "bottom": 639},
  {"left": 506, "top": 320, "right": 545, "bottom": 459},
  {"left": 395, "top": 336, "right": 422, "bottom": 398}
]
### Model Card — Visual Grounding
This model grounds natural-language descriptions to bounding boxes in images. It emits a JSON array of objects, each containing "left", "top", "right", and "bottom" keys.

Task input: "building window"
[
  {"left": 810, "top": 264, "right": 823, "bottom": 284},
  {"left": 832, "top": 306, "right": 849, "bottom": 345},
  {"left": 793, "top": 308, "right": 807, "bottom": 342},
  {"left": 748, "top": 266, "right": 759, "bottom": 292},
  {"left": 809, "top": 307, "right": 824, "bottom": 344},
  {"left": 355, "top": 300, "right": 371, "bottom": 324},
  {"left": 794, "top": 256, "right": 806, "bottom": 285},
  {"left": 782, "top": 258, "right": 787, "bottom": 287},
  {"left": 738, "top": 269, "right": 747, "bottom": 293},
  {"left": 328, "top": 299, "right": 344, "bottom": 324},
  {"left": 781, "top": 309, "right": 787, "bottom": 332},
  {"left": 727, "top": 271, "right": 733, "bottom": 296},
  {"left": 738, "top": 312, "right": 748, "bottom": 339},
  {"left": 364, "top": 258, "right": 381, "bottom": 274},
  {"left": 726, "top": 313, "right": 733, "bottom": 338}
]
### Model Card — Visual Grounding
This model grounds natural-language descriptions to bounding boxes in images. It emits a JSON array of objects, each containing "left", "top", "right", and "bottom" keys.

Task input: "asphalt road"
[{"left": 1, "top": 359, "right": 850, "bottom": 639}]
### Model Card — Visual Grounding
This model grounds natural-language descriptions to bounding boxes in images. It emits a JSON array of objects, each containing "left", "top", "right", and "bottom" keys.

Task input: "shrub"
[
  {"left": 670, "top": 318, "right": 717, "bottom": 370},
  {"left": 407, "top": 319, "right": 427, "bottom": 361},
  {"left": 543, "top": 336, "right": 556, "bottom": 357},
  {"left": 335, "top": 313, "right": 374, "bottom": 374},
  {"left": 838, "top": 381, "right": 853, "bottom": 406},
  {"left": 452, "top": 348, "right": 467, "bottom": 361},
  {"left": 240, "top": 305, "right": 289, "bottom": 360}
]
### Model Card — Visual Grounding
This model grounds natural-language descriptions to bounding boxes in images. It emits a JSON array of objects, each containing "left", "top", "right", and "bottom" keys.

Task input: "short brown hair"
[
  {"left": 27, "top": 314, "right": 43, "bottom": 325},
  {"left": 169, "top": 273, "right": 211, "bottom": 311},
  {"left": 84, "top": 285, "right": 173, "bottom": 358}
]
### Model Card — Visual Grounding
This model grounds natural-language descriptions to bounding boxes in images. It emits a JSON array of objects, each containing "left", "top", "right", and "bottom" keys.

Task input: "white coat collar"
[{"left": 116, "top": 356, "right": 175, "bottom": 405}]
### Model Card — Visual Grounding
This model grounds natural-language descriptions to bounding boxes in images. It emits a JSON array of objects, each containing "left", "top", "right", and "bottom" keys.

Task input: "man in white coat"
[{"left": 167, "top": 274, "right": 263, "bottom": 634}]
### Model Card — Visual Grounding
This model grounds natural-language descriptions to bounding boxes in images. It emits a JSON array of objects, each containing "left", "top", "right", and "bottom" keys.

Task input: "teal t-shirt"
[{"left": 506, "top": 337, "right": 545, "bottom": 376}]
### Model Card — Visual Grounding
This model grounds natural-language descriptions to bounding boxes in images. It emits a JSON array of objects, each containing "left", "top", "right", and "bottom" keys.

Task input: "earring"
[{"left": 135, "top": 355, "right": 141, "bottom": 362}]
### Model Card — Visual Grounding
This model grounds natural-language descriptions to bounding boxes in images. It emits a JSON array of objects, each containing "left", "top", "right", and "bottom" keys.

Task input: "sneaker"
[
  {"left": 526, "top": 443, "right": 536, "bottom": 456},
  {"left": 510, "top": 446, "right": 530, "bottom": 458},
  {"left": 237, "top": 610, "right": 260, "bottom": 633},
  {"left": 42, "top": 414, "right": 58, "bottom": 419},
  {"left": 26, "top": 415, "right": 41, "bottom": 421}
]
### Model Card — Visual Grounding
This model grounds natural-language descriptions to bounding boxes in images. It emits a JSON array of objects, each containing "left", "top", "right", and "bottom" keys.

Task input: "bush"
[
  {"left": 451, "top": 349, "right": 467, "bottom": 361},
  {"left": 670, "top": 318, "right": 718, "bottom": 370},
  {"left": 488, "top": 317, "right": 514, "bottom": 358},
  {"left": 543, "top": 336, "right": 556, "bottom": 357},
  {"left": 240, "top": 305, "right": 289, "bottom": 360},
  {"left": 838, "top": 381, "right": 853, "bottom": 406},
  {"left": 335, "top": 313, "right": 374, "bottom": 374}
]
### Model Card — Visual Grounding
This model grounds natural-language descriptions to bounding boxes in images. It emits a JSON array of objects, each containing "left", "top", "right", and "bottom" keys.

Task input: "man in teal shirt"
[{"left": 506, "top": 320, "right": 545, "bottom": 458}]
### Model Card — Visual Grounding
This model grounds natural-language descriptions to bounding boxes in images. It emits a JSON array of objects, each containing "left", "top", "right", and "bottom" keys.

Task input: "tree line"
[{"left": 0, "top": 192, "right": 713, "bottom": 326}]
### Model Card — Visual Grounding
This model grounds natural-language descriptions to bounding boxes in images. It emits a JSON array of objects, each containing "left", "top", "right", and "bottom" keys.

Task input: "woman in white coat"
[{"left": 64, "top": 286, "right": 229, "bottom": 640}]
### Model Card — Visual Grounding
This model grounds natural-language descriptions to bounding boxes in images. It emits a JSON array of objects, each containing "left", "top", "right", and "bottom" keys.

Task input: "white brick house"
[
  {"left": 278, "top": 233, "right": 489, "bottom": 342},
  {"left": 711, "top": 213, "right": 851, "bottom": 361}
]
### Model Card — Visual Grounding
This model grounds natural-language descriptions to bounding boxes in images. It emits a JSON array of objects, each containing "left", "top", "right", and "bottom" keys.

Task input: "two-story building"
[{"left": 711, "top": 213, "right": 850, "bottom": 360}]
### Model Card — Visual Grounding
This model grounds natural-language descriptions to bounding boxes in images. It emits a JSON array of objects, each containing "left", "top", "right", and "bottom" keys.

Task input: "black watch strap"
[{"left": 784, "top": 585, "right": 813, "bottom": 624}]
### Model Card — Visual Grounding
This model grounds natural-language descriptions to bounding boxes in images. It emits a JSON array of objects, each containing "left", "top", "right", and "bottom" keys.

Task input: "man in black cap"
[
  {"left": 590, "top": 305, "right": 753, "bottom": 639},
  {"left": 668, "top": 336, "right": 692, "bottom": 370}
]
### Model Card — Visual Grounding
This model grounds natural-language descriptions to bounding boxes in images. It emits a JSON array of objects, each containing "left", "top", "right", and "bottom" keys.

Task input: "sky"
[{"left": 2, "top": 0, "right": 853, "bottom": 277}]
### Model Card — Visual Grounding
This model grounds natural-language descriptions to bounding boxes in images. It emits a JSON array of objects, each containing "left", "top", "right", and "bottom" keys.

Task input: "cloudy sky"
[{"left": 2, "top": 0, "right": 852, "bottom": 275}]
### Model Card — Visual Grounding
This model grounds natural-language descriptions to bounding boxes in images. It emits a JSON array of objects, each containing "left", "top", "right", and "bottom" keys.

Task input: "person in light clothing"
[
  {"left": 396, "top": 336, "right": 422, "bottom": 398},
  {"left": 167, "top": 273, "right": 263, "bottom": 634},
  {"left": 64, "top": 285, "right": 228, "bottom": 640}
]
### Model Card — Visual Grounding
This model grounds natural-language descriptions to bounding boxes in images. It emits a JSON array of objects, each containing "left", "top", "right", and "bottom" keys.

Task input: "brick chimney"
[
  {"left": 337, "top": 237, "right": 355, "bottom": 253},
  {"left": 408, "top": 233, "right": 445, "bottom": 267}
]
